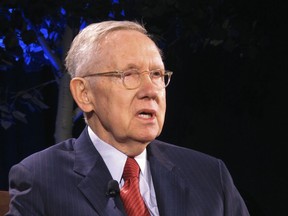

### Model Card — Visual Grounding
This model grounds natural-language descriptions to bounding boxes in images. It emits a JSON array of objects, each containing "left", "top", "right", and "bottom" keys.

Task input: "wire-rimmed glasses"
[{"left": 82, "top": 69, "right": 173, "bottom": 90}]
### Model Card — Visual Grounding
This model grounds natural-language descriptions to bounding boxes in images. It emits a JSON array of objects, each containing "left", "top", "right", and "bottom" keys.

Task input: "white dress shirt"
[{"left": 88, "top": 126, "right": 159, "bottom": 216}]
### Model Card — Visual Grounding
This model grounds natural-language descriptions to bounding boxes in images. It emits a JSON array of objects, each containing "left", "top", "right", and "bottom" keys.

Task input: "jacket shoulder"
[{"left": 150, "top": 139, "right": 219, "bottom": 163}]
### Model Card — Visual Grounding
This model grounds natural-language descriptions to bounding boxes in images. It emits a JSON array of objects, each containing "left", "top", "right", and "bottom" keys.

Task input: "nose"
[
  {"left": 137, "top": 76, "right": 159, "bottom": 100},
  {"left": 139, "top": 72, "right": 155, "bottom": 88}
]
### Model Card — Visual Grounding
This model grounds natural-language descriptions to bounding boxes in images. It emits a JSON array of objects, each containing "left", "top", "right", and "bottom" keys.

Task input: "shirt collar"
[{"left": 87, "top": 126, "right": 147, "bottom": 182}]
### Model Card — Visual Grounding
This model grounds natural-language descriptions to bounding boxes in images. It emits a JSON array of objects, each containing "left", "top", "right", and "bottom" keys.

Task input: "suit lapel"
[
  {"left": 73, "top": 127, "right": 125, "bottom": 216},
  {"left": 72, "top": 129, "right": 186, "bottom": 215},
  {"left": 148, "top": 141, "right": 187, "bottom": 216}
]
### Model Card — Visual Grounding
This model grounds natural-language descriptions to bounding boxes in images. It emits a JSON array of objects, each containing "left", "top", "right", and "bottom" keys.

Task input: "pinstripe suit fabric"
[{"left": 6, "top": 126, "right": 249, "bottom": 216}]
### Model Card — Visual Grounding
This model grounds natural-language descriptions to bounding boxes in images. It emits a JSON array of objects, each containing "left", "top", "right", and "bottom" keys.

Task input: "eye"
[
  {"left": 151, "top": 70, "right": 163, "bottom": 78},
  {"left": 124, "top": 69, "right": 139, "bottom": 77}
]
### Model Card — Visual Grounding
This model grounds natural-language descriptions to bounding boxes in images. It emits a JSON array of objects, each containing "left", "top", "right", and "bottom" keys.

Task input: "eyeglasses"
[{"left": 82, "top": 69, "right": 173, "bottom": 90}]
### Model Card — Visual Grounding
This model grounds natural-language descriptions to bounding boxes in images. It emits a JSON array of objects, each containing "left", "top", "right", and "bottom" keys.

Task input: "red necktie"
[{"left": 120, "top": 157, "right": 150, "bottom": 216}]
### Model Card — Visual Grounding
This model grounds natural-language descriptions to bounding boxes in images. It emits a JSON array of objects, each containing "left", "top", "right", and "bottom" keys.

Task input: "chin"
[
  {"left": 133, "top": 127, "right": 161, "bottom": 142},
  {"left": 138, "top": 134, "right": 158, "bottom": 143}
]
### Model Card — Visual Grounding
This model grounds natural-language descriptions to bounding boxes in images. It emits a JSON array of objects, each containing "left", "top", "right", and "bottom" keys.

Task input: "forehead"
[{"left": 97, "top": 30, "right": 163, "bottom": 69}]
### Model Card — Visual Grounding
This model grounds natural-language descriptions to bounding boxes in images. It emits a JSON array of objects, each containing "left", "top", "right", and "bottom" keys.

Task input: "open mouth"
[
  {"left": 138, "top": 112, "right": 152, "bottom": 118},
  {"left": 137, "top": 110, "right": 156, "bottom": 119}
]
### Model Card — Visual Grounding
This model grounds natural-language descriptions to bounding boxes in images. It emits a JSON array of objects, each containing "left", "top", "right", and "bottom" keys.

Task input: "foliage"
[
  {"left": 0, "top": 0, "right": 278, "bottom": 129},
  {"left": 0, "top": 0, "right": 125, "bottom": 129}
]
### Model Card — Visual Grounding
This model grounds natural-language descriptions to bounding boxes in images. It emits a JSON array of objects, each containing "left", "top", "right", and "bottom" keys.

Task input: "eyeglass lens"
[{"left": 123, "top": 70, "right": 170, "bottom": 89}]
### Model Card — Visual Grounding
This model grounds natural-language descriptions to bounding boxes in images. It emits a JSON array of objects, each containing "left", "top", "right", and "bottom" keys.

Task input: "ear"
[{"left": 70, "top": 77, "right": 94, "bottom": 112}]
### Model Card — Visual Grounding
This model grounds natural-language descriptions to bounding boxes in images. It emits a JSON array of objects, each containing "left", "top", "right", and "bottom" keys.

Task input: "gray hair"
[{"left": 65, "top": 20, "right": 149, "bottom": 78}]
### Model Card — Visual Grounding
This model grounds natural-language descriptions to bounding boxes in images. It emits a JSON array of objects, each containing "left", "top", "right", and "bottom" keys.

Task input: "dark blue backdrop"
[{"left": 1, "top": 0, "right": 287, "bottom": 215}]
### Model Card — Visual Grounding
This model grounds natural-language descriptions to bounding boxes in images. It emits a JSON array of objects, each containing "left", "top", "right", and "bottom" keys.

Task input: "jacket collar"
[
  {"left": 73, "top": 127, "right": 186, "bottom": 215},
  {"left": 73, "top": 126, "right": 125, "bottom": 216},
  {"left": 148, "top": 140, "right": 187, "bottom": 216}
]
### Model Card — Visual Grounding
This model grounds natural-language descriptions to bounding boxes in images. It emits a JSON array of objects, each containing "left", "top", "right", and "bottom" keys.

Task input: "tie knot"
[{"left": 122, "top": 157, "right": 140, "bottom": 181}]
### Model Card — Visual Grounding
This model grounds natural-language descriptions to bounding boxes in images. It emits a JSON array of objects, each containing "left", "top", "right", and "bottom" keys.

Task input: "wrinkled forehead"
[
  {"left": 99, "top": 29, "right": 157, "bottom": 51},
  {"left": 95, "top": 30, "right": 163, "bottom": 70}
]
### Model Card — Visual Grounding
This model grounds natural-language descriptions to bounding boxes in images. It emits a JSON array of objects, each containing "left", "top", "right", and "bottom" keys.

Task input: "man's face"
[{"left": 86, "top": 30, "right": 167, "bottom": 154}]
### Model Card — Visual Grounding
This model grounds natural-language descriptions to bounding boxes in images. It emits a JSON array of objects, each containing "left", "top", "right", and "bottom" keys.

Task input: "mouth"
[{"left": 137, "top": 109, "right": 156, "bottom": 119}]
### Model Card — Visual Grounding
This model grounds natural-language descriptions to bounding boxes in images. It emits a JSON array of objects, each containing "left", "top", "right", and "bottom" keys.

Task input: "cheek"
[
  {"left": 106, "top": 91, "right": 132, "bottom": 116},
  {"left": 91, "top": 85, "right": 112, "bottom": 115},
  {"left": 159, "top": 91, "right": 167, "bottom": 110},
  {"left": 158, "top": 93, "right": 167, "bottom": 121}
]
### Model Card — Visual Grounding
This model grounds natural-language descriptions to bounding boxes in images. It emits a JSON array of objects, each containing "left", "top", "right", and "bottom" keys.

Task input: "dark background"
[{"left": 1, "top": 0, "right": 287, "bottom": 215}]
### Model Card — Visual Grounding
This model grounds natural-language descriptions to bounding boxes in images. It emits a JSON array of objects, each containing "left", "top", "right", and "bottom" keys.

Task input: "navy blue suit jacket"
[{"left": 6, "top": 127, "right": 250, "bottom": 215}]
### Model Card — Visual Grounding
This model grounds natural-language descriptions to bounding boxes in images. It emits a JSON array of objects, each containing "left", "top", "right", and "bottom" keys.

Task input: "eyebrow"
[
  {"left": 122, "top": 63, "right": 165, "bottom": 71},
  {"left": 122, "top": 63, "right": 140, "bottom": 70}
]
